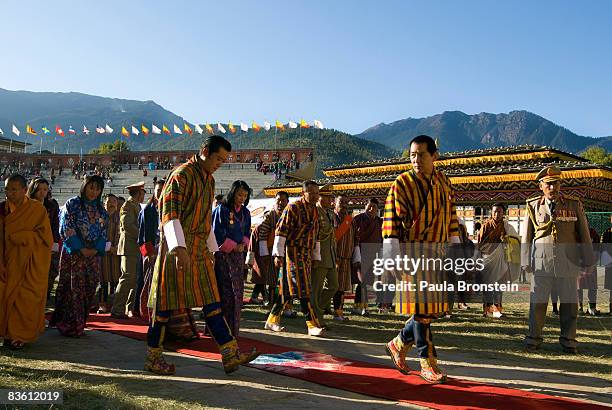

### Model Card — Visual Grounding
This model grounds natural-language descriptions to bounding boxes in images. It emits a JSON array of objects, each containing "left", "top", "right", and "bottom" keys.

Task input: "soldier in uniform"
[
  {"left": 522, "top": 166, "right": 595, "bottom": 354},
  {"left": 112, "top": 181, "right": 145, "bottom": 318},
  {"left": 311, "top": 185, "right": 338, "bottom": 328}
]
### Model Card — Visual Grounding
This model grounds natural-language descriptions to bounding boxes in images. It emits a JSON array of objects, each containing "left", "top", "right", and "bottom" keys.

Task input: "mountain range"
[
  {"left": 0, "top": 88, "right": 609, "bottom": 166},
  {"left": 356, "top": 110, "right": 612, "bottom": 154}
]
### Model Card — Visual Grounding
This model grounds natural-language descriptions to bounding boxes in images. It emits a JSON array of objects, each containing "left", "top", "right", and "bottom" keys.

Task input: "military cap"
[
  {"left": 535, "top": 166, "right": 561, "bottom": 183},
  {"left": 125, "top": 181, "right": 146, "bottom": 192}
]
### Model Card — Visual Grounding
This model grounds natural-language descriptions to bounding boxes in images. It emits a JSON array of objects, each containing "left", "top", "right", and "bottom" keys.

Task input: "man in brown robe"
[{"left": 0, "top": 174, "right": 53, "bottom": 349}]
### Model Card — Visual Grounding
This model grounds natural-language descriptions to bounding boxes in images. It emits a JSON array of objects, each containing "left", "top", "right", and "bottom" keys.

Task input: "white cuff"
[
  {"left": 449, "top": 235, "right": 461, "bottom": 244},
  {"left": 52, "top": 242, "right": 59, "bottom": 253},
  {"left": 163, "top": 219, "right": 186, "bottom": 253},
  {"left": 206, "top": 230, "right": 219, "bottom": 253},
  {"left": 383, "top": 238, "right": 400, "bottom": 260},
  {"left": 246, "top": 251, "right": 255, "bottom": 266},
  {"left": 313, "top": 241, "right": 321, "bottom": 261},
  {"left": 259, "top": 240, "right": 269, "bottom": 256},
  {"left": 352, "top": 245, "right": 361, "bottom": 264},
  {"left": 105, "top": 241, "right": 112, "bottom": 252},
  {"left": 272, "top": 236, "right": 286, "bottom": 257}
]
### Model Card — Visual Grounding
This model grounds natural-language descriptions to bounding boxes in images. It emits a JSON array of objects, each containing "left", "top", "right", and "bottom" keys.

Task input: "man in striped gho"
[
  {"left": 383, "top": 135, "right": 460, "bottom": 384},
  {"left": 264, "top": 180, "right": 325, "bottom": 336}
]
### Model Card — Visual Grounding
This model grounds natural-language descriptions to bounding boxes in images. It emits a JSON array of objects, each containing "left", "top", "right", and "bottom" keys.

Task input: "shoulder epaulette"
[{"left": 526, "top": 196, "right": 541, "bottom": 203}]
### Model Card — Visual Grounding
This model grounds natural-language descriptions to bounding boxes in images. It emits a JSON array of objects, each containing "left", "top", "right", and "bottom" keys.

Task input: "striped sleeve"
[
  {"left": 382, "top": 178, "right": 405, "bottom": 239},
  {"left": 447, "top": 178, "right": 459, "bottom": 238},
  {"left": 275, "top": 203, "right": 297, "bottom": 238},
  {"left": 258, "top": 211, "right": 274, "bottom": 239},
  {"left": 160, "top": 168, "right": 188, "bottom": 225}
]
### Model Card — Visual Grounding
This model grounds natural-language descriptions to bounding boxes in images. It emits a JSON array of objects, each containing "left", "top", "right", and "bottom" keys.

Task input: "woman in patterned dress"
[{"left": 51, "top": 175, "right": 108, "bottom": 337}]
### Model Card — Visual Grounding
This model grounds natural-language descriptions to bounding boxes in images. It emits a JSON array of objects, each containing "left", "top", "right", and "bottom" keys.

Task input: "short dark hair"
[
  {"left": 223, "top": 180, "right": 252, "bottom": 208},
  {"left": 276, "top": 191, "right": 289, "bottom": 200},
  {"left": 367, "top": 198, "right": 379, "bottom": 206},
  {"left": 117, "top": 196, "right": 126, "bottom": 203},
  {"left": 26, "top": 176, "right": 50, "bottom": 199},
  {"left": 492, "top": 202, "right": 506, "bottom": 211},
  {"left": 5, "top": 173, "right": 27, "bottom": 188},
  {"left": 409, "top": 135, "right": 437, "bottom": 155},
  {"left": 215, "top": 194, "right": 224, "bottom": 201},
  {"left": 302, "top": 180, "right": 318, "bottom": 191},
  {"left": 104, "top": 193, "right": 117, "bottom": 200},
  {"left": 155, "top": 178, "right": 165, "bottom": 187},
  {"left": 202, "top": 135, "right": 232, "bottom": 155}
]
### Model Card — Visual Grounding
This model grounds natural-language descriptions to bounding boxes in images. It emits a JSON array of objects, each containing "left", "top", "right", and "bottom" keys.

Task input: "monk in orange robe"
[{"left": 0, "top": 174, "right": 53, "bottom": 349}]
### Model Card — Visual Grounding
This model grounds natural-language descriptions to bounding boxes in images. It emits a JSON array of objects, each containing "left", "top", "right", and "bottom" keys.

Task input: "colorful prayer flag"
[
  {"left": 12, "top": 125, "right": 20, "bottom": 136},
  {"left": 314, "top": 120, "right": 324, "bottom": 129},
  {"left": 55, "top": 125, "right": 65, "bottom": 137},
  {"left": 152, "top": 124, "right": 161, "bottom": 134},
  {"left": 276, "top": 120, "right": 285, "bottom": 131},
  {"left": 132, "top": 125, "right": 140, "bottom": 135},
  {"left": 217, "top": 123, "right": 226, "bottom": 134},
  {"left": 300, "top": 119, "right": 310, "bottom": 128},
  {"left": 141, "top": 124, "right": 150, "bottom": 135},
  {"left": 83, "top": 125, "right": 90, "bottom": 135},
  {"left": 252, "top": 121, "right": 260, "bottom": 132},
  {"left": 26, "top": 124, "right": 37, "bottom": 135},
  {"left": 96, "top": 125, "right": 105, "bottom": 134},
  {"left": 173, "top": 124, "right": 182, "bottom": 134},
  {"left": 42, "top": 126, "right": 51, "bottom": 134},
  {"left": 263, "top": 121, "right": 271, "bottom": 131},
  {"left": 205, "top": 123, "right": 214, "bottom": 134},
  {"left": 184, "top": 123, "right": 193, "bottom": 135},
  {"left": 228, "top": 122, "right": 236, "bottom": 134},
  {"left": 121, "top": 126, "right": 129, "bottom": 137},
  {"left": 68, "top": 126, "right": 76, "bottom": 135},
  {"left": 240, "top": 122, "right": 248, "bottom": 132},
  {"left": 105, "top": 124, "right": 113, "bottom": 134},
  {"left": 288, "top": 120, "right": 298, "bottom": 129},
  {"left": 194, "top": 124, "right": 203, "bottom": 134},
  {"left": 162, "top": 125, "right": 171, "bottom": 135}
]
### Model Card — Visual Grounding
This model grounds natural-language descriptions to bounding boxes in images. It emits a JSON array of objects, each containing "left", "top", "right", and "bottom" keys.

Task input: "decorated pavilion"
[{"left": 263, "top": 145, "right": 612, "bottom": 235}]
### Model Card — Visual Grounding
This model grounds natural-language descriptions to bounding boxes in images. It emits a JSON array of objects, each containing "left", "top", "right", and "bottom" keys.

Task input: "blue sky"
[{"left": 1, "top": 0, "right": 610, "bottom": 136}]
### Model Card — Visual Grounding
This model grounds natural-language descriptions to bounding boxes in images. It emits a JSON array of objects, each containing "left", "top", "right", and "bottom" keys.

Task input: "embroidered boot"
[
  {"left": 419, "top": 356, "right": 446, "bottom": 384},
  {"left": 306, "top": 320, "right": 325, "bottom": 337},
  {"left": 220, "top": 340, "right": 260, "bottom": 374},
  {"left": 264, "top": 313, "right": 285, "bottom": 332},
  {"left": 144, "top": 346, "right": 176, "bottom": 375},
  {"left": 385, "top": 335, "right": 411, "bottom": 375}
]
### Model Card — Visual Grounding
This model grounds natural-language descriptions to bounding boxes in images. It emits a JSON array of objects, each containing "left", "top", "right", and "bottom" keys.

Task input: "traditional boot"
[
  {"left": 144, "top": 346, "right": 176, "bottom": 375},
  {"left": 264, "top": 313, "right": 285, "bottom": 332},
  {"left": 419, "top": 357, "right": 446, "bottom": 384},
  {"left": 306, "top": 320, "right": 324, "bottom": 337},
  {"left": 220, "top": 339, "right": 260, "bottom": 374},
  {"left": 385, "top": 335, "right": 412, "bottom": 375}
]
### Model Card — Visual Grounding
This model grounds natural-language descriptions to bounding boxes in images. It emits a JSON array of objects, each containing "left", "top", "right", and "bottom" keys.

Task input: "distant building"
[{"left": 0, "top": 137, "right": 29, "bottom": 153}]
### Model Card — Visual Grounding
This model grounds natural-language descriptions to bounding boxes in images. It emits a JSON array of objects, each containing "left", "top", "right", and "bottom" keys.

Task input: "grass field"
[{"left": 0, "top": 287, "right": 610, "bottom": 409}]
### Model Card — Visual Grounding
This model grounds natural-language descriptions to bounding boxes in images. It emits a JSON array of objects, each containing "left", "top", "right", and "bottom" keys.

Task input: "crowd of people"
[{"left": 0, "top": 134, "right": 610, "bottom": 385}]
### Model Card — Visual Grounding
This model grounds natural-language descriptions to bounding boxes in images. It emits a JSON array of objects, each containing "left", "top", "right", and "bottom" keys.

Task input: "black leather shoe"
[{"left": 524, "top": 344, "right": 539, "bottom": 353}]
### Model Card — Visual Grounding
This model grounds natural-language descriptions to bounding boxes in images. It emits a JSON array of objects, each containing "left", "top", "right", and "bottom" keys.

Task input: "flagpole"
[
  {"left": 53, "top": 135, "right": 56, "bottom": 154},
  {"left": 39, "top": 134, "right": 43, "bottom": 154}
]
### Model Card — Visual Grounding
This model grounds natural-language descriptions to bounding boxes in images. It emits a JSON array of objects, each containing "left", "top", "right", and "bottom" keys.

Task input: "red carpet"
[{"left": 84, "top": 314, "right": 606, "bottom": 410}]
